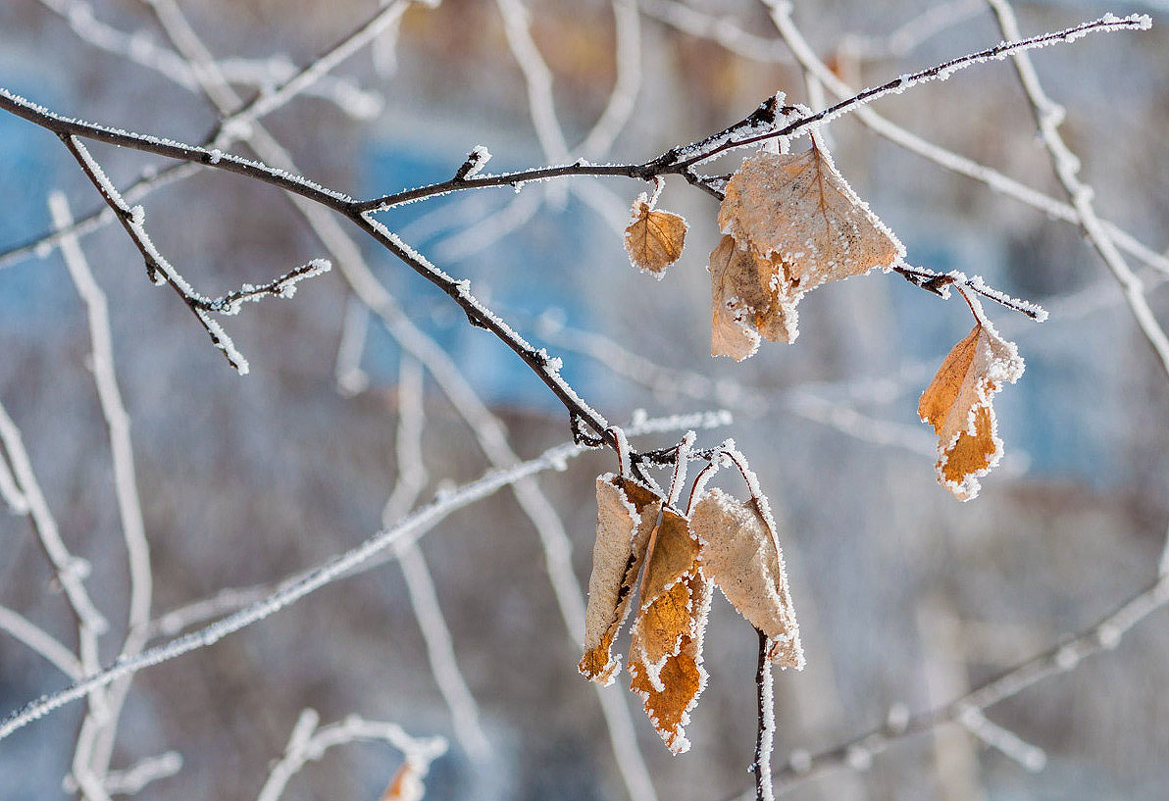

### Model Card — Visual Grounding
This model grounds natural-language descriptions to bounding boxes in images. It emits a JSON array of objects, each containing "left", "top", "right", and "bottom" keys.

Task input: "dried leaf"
[
  {"left": 719, "top": 147, "right": 903, "bottom": 287},
  {"left": 918, "top": 319, "right": 1024, "bottom": 501},
  {"left": 624, "top": 198, "right": 687, "bottom": 276},
  {"left": 630, "top": 508, "right": 702, "bottom": 678},
  {"left": 691, "top": 488, "right": 804, "bottom": 668},
  {"left": 709, "top": 235, "right": 797, "bottom": 360},
  {"left": 580, "top": 475, "right": 662, "bottom": 684},
  {"left": 379, "top": 762, "right": 424, "bottom": 801},
  {"left": 628, "top": 576, "right": 712, "bottom": 755}
]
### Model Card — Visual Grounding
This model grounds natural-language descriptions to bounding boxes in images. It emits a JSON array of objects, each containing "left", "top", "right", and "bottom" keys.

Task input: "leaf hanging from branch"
[
  {"left": 628, "top": 577, "right": 712, "bottom": 756},
  {"left": 580, "top": 475, "right": 662, "bottom": 685},
  {"left": 624, "top": 196, "right": 688, "bottom": 277},
  {"left": 709, "top": 235, "right": 797, "bottom": 359},
  {"left": 691, "top": 488, "right": 804, "bottom": 668},
  {"left": 712, "top": 143, "right": 903, "bottom": 350},
  {"left": 918, "top": 299, "right": 1024, "bottom": 501}
]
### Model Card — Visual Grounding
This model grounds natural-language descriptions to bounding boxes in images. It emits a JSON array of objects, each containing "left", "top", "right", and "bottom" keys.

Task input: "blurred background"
[{"left": 1, "top": 0, "right": 1168, "bottom": 799}]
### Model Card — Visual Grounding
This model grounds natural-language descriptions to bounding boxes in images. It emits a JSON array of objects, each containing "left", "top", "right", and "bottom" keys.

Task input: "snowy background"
[{"left": 1, "top": 0, "right": 1168, "bottom": 800}]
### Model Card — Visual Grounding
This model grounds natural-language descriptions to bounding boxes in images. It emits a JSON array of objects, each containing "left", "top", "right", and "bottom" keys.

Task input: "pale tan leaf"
[
  {"left": 624, "top": 198, "right": 687, "bottom": 276},
  {"left": 691, "top": 488, "right": 804, "bottom": 668},
  {"left": 918, "top": 318, "right": 1024, "bottom": 501},
  {"left": 709, "top": 235, "right": 797, "bottom": 360},
  {"left": 579, "top": 474, "right": 662, "bottom": 684},
  {"left": 718, "top": 147, "right": 903, "bottom": 296}
]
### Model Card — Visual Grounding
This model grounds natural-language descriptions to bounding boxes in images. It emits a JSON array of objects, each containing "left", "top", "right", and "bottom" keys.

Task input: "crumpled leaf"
[
  {"left": 580, "top": 475, "right": 662, "bottom": 684},
  {"left": 690, "top": 488, "right": 804, "bottom": 668},
  {"left": 709, "top": 235, "right": 798, "bottom": 359},
  {"left": 628, "top": 577, "right": 711, "bottom": 755},
  {"left": 628, "top": 507, "right": 713, "bottom": 753},
  {"left": 712, "top": 145, "right": 903, "bottom": 349},
  {"left": 918, "top": 316, "right": 1024, "bottom": 501},
  {"left": 625, "top": 197, "right": 688, "bottom": 277}
]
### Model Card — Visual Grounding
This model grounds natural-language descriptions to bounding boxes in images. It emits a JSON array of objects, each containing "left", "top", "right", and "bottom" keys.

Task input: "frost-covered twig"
[
  {"left": 255, "top": 709, "right": 447, "bottom": 801},
  {"left": 984, "top": 0, "right": 1169, "bottom": 381},
  {"left": 387, "top": 356, "right": 490, "bottom": 760},
  {"left": 667, "top": 11, "right": 1151, "bottom": 167},
  {"left": 58, "top": 135, "right": 330, "bottom": 373},
  {"left": 752, "top": 629, "right": 776, "bottom": 801},
  {"left": 765, "top": 575, "right": 1169, "bottom": 795}
]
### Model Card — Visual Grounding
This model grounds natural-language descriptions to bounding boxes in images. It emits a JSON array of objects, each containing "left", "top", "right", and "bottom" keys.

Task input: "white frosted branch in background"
[
  {"left": 0, "top": 605, "right": 82, "bottom": 679},
  {"left": 334, "top": 295, "right": 372, "bottom": 397},
  {"left": 387, "top": 356, "right": 491, "bottom": 761},
  {"left": 62, "top": 751, "right": 183, "bottom": 797},
  {"left": 51, "top": 191, "right": 159, "bottom": 790},
  {"left": 255, "top": 709, "right": 447, "bottom": 801},
  {"left": 578, "top": 0, "right": 643, "bottom": 160},
  {"left": 34, "top": 0, "right": 380, "bottom": 119},
  {"left": 985, "top": 0, "right": 1169, "bottom": 380},
  {"left": 0, "top": 437, "right": 29, "bottom": 514},
  {"left": 958, "top": 707, "right": 1046, "bottom": 772},
  {"left": 495, "top": 0, "right": 570, "bottom": 163},
  {"left": 0, "top": 401, "right": 108, "bottom": 639},
  {"left": 0, "top": 410, "right": 731, "bottom": 744}
]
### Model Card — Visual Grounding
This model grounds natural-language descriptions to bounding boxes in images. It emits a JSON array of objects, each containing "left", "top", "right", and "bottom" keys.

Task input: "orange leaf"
[
  {"left": 580, "top": 475, "right": 662, "bottom": 684},
  {"left": 691, "top": 488, "right": 804, "bottom": 668},
  {"left": 628, "top": 602, "right": 709, "bottom": 755},
  {"left": 627, "top": 508, "right": 713, "bottom": 754},
  {"left": 624, "top": 197, "right": 687, "bottom": 277},
  {"left": 918, "top": 316, "right": 1024, "bottom": 500},
  {"left": 379, "top": 762, "right": 424, "bottom": 801}
]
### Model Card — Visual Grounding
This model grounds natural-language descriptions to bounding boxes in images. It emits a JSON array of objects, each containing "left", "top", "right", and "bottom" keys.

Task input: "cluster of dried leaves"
[
  {"left": 595, "top": 135, "right": 1037, "bottom": 751},
  {"left": 579, "top": 474, "right": 802, "bottom": 753},
  {"left": 622, "top": 140, "right": 1026, "bottom": 502}
]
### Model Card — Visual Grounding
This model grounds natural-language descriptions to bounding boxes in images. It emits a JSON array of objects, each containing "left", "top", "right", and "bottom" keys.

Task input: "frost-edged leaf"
[
  {"left": 718, "top": 146, "right": 903, "bottom": 296},
  {"left": 918, "top": 315, "right": 1024, "bottom": 501},
  {"left": 691, "top": 488, "right": 804, "bottom": 668},
  {"left": 629, "top": 508, "right": 703, "bottom": 679},
  {"left": 625, "top": 197, "right": 688, "bottom": 277},
  {"left": 579, "top": 474, "right": 662, "bottom": 685},
  {"left": 628, "top": 577, "right": 712, "bottom": 755},
  {"left": 709, "top": 235, "right": 797, "bottom": 360}
]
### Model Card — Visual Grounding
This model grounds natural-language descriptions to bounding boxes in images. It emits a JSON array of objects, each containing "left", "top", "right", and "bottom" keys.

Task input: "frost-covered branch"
[{"left": 58, "top": 135, "right": 331, "bottom": 373}]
